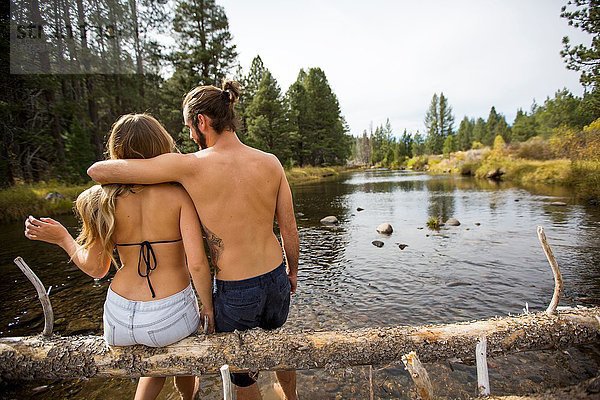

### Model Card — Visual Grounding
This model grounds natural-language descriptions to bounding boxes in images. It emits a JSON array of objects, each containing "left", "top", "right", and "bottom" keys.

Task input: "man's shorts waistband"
[{"left": 215, "top": 260, "right": 286, "bottom": 291}]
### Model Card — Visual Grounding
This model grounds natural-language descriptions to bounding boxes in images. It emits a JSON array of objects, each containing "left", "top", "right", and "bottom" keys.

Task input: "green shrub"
[
  {"left": 407, "top": 156, "right": 429, "bottom": 171},
  {"left": 426, "top": 216, "right": 441, "bottom": 230}
]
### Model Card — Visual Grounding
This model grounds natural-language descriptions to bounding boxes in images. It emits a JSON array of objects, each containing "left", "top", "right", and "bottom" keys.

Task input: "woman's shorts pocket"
[{"left": 147, "top": 313, "right": 192, "bottom": 347}]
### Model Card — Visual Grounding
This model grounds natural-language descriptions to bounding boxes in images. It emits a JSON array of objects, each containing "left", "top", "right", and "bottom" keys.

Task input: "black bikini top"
[{"left": 115, "top": 238, "right": 182, "bottom": 298}]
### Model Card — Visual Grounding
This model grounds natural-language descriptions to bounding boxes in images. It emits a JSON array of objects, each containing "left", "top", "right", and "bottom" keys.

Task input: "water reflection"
[{"left": 426, "top": 178, "right": 456, "bottom": 222}]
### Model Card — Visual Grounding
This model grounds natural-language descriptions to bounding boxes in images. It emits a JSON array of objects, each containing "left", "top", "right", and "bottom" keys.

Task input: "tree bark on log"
[{"left": 1, "top": 307, "right": 598, "bottom": 380}]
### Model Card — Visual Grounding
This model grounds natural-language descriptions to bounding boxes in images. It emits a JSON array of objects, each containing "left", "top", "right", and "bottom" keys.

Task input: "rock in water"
[
  {"left": 446, "top": 218, "right": 461, "bottom": 226},
  {"left": 486, "top": 168, "right": 505, "bottom": 181},
  {"left": 357, "top": 207, "right": 364, "bottom": 212},
  {"left": 376, "top": 223, "right": 393, "bottom": 235},
  {"left": 447, "top": 281, "right": 472, "bottom": 287},
  {"left": 45, "top": 192, "right": 65, "bottom": 202},
  {"left": 397, "top": 244, "right": 408, "bottom": 250},
  {"left": 320, "top": 216, "right": 339, "bottom": 225},
  {"left": 372, "top": 240, "right": 384, "bottom": 248}
]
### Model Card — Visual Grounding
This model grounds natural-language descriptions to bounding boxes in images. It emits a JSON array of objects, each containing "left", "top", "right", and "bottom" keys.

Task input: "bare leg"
[
  {"left": 236, "top": 383, "right": 263, "bottom": 400},
  {"left": 134, "top": 377, "right": 166, "bottom": 400},
  {"left": 174, "top": 375, "right": 198, "bottom": 400},
  {"left": 274, "top": 371, "right": 298, "bottom": 400}
]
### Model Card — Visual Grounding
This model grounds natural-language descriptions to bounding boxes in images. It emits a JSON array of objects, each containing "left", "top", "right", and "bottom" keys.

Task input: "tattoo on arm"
[{"left": 201, "top": 224, "right": 223, "bottom": 274}]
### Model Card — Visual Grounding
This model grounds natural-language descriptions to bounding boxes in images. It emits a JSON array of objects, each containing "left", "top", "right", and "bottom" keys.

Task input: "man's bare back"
[{"left": 180, "top": 143, "right": 290, "bottom": 280}]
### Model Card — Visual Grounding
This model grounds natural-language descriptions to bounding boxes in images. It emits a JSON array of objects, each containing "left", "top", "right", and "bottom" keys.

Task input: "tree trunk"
[{"left": 0, "top": 307, "right": 598, "bottom": 380}]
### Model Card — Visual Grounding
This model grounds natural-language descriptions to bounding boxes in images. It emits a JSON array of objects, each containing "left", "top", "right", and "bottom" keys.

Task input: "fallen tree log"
[{"left": 1, "top": 307, "right": 598, "bottom": 380}]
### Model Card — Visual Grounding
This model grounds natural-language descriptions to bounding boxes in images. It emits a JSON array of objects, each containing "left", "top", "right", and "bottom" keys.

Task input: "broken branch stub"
[
  {"left": 536, "top": 227, "right": 564, "bottom": 315},
  {"left": 13, "top": 257, "right": 54, "bottom": 336},
  {"left": 402, "top": 351, "right": 434, "bottom": 400}
]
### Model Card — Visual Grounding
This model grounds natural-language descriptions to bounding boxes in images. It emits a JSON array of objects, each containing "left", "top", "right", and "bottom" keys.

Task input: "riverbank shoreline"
[
  {"left": 404, "top": 150, "right": 600, "bottom": 204},
  {"left": 0, "top": 166, "right": 362, "bottom": 224}
]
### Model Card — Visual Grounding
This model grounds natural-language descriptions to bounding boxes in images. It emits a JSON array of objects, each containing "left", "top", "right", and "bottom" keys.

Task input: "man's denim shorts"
[
  {"left": 103, "top": 283, "right": 200, "bottom": 347},
  {"left": 214, "top": 260, "right": 291, "bottom": 386}
]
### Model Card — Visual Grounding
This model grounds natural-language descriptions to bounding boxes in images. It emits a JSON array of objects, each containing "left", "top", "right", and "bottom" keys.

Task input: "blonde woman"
[{"left": 24, "top": 114, "right": 214, "bottom": 400}]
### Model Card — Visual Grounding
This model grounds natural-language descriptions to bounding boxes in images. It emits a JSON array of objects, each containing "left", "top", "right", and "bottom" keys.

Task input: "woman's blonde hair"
[{"left": 74, "top": 113, "right": 175, "bottom": 267}]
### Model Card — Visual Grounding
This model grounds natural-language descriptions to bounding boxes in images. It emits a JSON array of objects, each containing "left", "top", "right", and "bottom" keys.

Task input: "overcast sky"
[{"left": 218, "top": 0, "right": 589, "bottom": 137}]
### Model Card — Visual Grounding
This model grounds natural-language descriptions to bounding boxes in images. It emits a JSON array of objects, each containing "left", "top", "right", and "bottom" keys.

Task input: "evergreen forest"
[{"left": 1, "top": 0, "right": 351, "bottom": 187}]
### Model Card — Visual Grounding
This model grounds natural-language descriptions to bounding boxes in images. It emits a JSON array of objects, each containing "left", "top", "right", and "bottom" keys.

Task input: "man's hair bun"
[{"left": 222, "top": 80, "right": 241, "bottom": 104}]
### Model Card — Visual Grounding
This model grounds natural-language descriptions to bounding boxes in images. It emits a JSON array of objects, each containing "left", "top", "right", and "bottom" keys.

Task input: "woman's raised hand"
[{"left": 24, "top": 216, "right": 70, "bottom": 246}]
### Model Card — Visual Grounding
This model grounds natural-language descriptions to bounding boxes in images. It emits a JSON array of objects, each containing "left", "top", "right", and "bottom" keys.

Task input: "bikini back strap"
[
  {"left": 116, "top": 238, "right": 182, "bottom": 247},
  {"left": 114, "top": 238, "right": 182, "bottom": 298},
  {"left": 137, "top": 241, "right": 157, "bottom": 298}
]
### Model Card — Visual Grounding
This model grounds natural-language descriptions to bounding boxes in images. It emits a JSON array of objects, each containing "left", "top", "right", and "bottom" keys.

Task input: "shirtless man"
[{"left": 87, "top": 81, "right": 299, "bottom": 400}]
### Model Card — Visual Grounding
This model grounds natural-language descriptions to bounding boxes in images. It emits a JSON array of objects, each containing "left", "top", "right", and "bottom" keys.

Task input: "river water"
[{"left": 1, "top": 170, "right": 599, "bottom": 399}]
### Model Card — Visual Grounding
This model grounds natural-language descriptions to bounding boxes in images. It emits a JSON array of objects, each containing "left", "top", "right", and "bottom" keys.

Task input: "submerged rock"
[
  {"left": 376, "top": 223, "right": 393, "bottom": 235},
  {"left": 320, "top": 216, "right": 339, "bottom": 225},
  {"left": 550, "top": 201, "right": 567, "bottom": 207},
  {"left": 446, "top": 218, "right": 461, "bottom": 226},
  {"left": 371, "top": 240, "right": 384, "bottom": 248},
  {"left": 447, "top": 281, "right": 472, "bottom": 287}
]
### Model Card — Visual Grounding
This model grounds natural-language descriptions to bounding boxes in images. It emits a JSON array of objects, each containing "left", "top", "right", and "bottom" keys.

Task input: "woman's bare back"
[{"left": 110, "top": 183, "right": 192, "bottom": 301}]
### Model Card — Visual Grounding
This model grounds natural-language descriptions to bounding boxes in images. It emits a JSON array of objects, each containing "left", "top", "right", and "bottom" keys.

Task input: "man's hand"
[
  {"left": 200, "top": 307, "right": 215, "bottom": 334},
  {"left": 288, "top": 273, "right": 297, "bottom": 295}
]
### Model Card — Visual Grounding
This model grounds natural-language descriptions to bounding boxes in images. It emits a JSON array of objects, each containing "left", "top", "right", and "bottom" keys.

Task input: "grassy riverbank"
[
  {"left": 0, "top": 181, "right": 94, "bottom": 224},
  {"left": 419, "top": 148, "right": 599, "bottom": 201},
  {"left": 0, "top": 166, "right": 357, "bottom": 224},
  {"left": 285, "top": 166, "right": 356, "bottom": 185}
]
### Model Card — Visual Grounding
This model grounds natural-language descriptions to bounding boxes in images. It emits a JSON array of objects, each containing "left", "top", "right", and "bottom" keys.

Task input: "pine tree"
[
  {"left": 238, "top": 55, "right": 266, "bottom": 139},
  {"left": 455, "top": 117, "right": 474, "bottom": 150},
  {"left": 472, "top": 117, "right": 487, "bottom": 147},
  {"left": 425, "top": 92, "right": 454, "bottom": 154},
  {"left": 511, "top": 109, "right": 537, "bottom": 142},
  {"left": 172, "top": 0, "right": 238, "bottom": 88},
  {"left": 246, "top": 71, "right": 290, "bottom": 162},
  {"left": 443, "top": 134, "right": 456, "bottom": 157},
  {"left": 244, "top": 55, "right": 267, "bottom": 101},
  {"left": 533, "top": 88, "right": 589, "bottom": 136},
  {"left": 294, "top": 68, "right": 350, "bottom": 165},
  {"left": 424, "top": 93, "right": 439, "bottom": 154},
  {"left": 560, "top": 1, "right": 600, "bottom": 90},
  {"left": 399, "top": 129, "right": 413, "bottom": 159},
  {"left": 411, "top": 132, "right": 426, "bottom": 156},
  {"left": 286, "top": 70, "right": 312, "bottom": 166}
]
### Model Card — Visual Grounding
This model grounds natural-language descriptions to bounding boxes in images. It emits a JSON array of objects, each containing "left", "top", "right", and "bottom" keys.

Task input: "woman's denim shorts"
[{"left": 103, "top": 283, "right": 200, "bottom": 347}]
